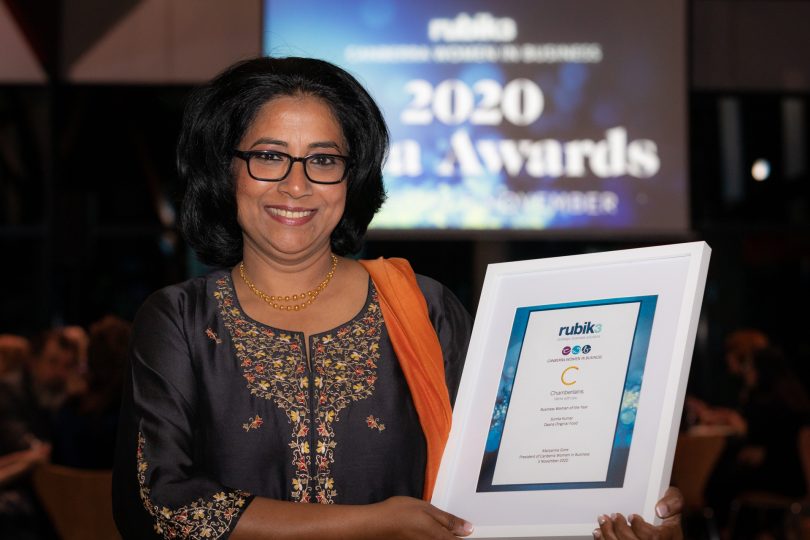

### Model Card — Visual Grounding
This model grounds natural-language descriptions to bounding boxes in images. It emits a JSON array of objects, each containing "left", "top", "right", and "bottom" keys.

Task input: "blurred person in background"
[
  {"left": 735, "top": 346, "right": 810, "bottom": 497},
  {"left": 0, "top": 330, "right": 74, "bottom": 539},
  {"left": 718, "top": 328, "right": 770, "bottom": 409},
  {"left": 25, "top": 328, "right": 85, "bottom": 413},
  {"left": 61, "top": 325, "right": 89, "bottom": 376},
  {"left": 0, "top": 438, "right": 52, "bottom": 539},
  {"left": 705, "top": 345, "right": 810, "bottom": 534},
  {"left": 0, "top": 334, "right": 49, "bottom": 501},
  {"left": 0, "top": 328, "right": 82, "bottom": 452},
  {"left": 0, "top": 334, "right": 31, "bottom": 383},
  {"left": 684, "top": 328, "right": 770, "bottom": 433},
  {"left": 52, "top": 315, "right": 132, "bottom": 469}
]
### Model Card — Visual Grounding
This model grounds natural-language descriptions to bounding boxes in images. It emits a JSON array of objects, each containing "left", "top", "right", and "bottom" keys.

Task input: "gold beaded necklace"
[{"left": 238, "top": 254, "right": 338, "bottom": 311}]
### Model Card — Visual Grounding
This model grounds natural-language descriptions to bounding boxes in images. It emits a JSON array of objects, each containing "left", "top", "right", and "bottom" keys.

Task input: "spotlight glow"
[{"left": 751, "top": 159, "right": 770, "bottom": 181}]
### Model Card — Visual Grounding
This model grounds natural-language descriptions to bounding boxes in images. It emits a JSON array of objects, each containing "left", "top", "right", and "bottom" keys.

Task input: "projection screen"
[{"left": 264, "top": 0, "right": 687, "bottom": 235}]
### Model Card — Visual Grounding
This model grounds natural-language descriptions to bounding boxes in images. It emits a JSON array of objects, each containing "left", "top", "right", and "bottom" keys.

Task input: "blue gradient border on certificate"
[{"left": 477, "top": 295, "right": 658, "bottom": 492}]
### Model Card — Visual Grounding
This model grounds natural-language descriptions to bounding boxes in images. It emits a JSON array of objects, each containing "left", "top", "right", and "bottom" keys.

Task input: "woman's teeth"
[{"left": 270, "top": 208, "right": 313, "bottom": 219}]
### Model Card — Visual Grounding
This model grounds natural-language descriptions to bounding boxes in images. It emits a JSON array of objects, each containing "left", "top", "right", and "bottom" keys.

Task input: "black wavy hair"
[{"left": 178, "top": 57, "right": 388, "bottom": 267}]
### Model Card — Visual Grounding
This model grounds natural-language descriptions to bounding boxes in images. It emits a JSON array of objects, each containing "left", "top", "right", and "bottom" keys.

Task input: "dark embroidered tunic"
[{"left": 112, "top": 269, "right": 472, "bottom": 540}]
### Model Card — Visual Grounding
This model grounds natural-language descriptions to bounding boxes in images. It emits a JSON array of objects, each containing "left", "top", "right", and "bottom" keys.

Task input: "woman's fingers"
[
  {"left": 612, "top": 513, "right": 642, "bottom": 539},
  {"left": 628, "top": 514, "right": 660, "bottom": 538},
  {"left": 429, "top": 505, "right": 474, "bottom": 537},
  {"left": 377, "top": 496, "right": 473, "bottom": 539},
  {"left": 594, "top": 514, "right": 617, "bottom": 539},
  {"left": 594, "top": 512, "right": 683, "bottom": 540},
  {"left": 655, "top": 486, "right": 684, "bottom": 519},
  {"left": 630, "top": 512, "right": 683, "bottom": 540},
  {"left": 593, "top": 487, "right": 685, "bottom": 540}
]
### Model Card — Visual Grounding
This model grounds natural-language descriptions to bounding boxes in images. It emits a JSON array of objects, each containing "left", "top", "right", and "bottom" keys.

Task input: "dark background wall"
[{"left": 1, "top": 0, "right": 809, "bottom": 400}]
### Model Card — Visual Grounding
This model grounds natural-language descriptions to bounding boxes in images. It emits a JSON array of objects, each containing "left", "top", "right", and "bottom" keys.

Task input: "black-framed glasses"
[{"left": 233, "top": 150, "right": 350, "bottom": 185}]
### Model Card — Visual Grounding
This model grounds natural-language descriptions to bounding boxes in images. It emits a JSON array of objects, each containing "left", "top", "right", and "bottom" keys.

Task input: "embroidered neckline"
[
  {"left": 220, "top": 271, "right": 374, "bottom": 338},
  {"left": 213, "top": 273, "right": 384, "bottom": 505}
]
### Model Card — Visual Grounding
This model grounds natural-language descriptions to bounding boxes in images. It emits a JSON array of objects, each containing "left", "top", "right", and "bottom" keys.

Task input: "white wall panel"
[
  {"left": 67, "top": 0, "right": 260, "bottom": 83},
  {"left": 0, "top": 1, "right": 47, "bottom": 83}
]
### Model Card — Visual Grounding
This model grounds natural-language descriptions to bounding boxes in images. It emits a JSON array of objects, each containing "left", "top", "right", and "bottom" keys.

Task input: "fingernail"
[
  {"left": 610, "top": 513, "right": 617, "bottom": 520},
  {"left": 656, "top": 503, "right": 668, "bottom": 518},
  {"left": 462, "top": 521, "right": 474, "bottom": 534},
  {"left": 597, "top": 515, "right": 607, "bottom": 525},
  {"left": 593, "top": 529, "right": 602, "bottom": 539}
]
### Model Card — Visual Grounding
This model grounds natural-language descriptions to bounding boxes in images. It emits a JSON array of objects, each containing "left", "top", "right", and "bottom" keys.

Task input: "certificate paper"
[{"left": 478, "top": 297, "right": 657, "bottom": 491}]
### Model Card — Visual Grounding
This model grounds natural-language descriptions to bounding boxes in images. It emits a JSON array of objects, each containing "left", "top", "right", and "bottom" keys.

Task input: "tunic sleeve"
[
  {"left": 112, "top": 286, "right": 254, "bottom": 540},
  {"left": 415, "top": 275, "right": 474, "bottom": 407}
]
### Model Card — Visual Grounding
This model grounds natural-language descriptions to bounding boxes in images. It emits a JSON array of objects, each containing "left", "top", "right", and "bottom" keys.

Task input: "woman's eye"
[
  {"left": 310, "top": 155, "right": 338, "bottom": 167},
  {"left": 255, "top": 152, "right": 285, "bottom": 162}
]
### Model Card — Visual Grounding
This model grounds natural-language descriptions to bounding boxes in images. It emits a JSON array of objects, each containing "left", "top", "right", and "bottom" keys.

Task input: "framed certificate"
[{"left": 432, "top": 242, "right": 711, "bottom": 539}]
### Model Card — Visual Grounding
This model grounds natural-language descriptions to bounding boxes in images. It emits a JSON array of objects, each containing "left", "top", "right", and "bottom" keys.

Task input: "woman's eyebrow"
[
  {"left": 249, "top": 138, "right": 287, "bottom": 148},
  {"left": 308, "top": 141, "right": 341, "bottom": 151},
  {"left": 247, "top": 139, "right": 342, "bottom": 151}
]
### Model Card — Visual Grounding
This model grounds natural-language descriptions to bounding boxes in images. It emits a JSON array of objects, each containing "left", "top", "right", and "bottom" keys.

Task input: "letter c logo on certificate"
[
  {"left": 561, "top": 366, "right": 579, "bottom": 386},
  {"left": 477, "top": 295, "right": 657, "bottom": 492}
]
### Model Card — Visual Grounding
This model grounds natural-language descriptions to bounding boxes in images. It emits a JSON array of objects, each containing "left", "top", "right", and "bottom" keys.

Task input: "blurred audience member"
[
  {"left": 733, "top": 346, "right": 810, "bottom": 496},
  {"left": 0, "top": 334, "right": 31, "bottom": 382},
  {"left": 684, "top": 328, "right": 770, "bottom": 433},
  {"left": 722, "top": 328, "right": 770, "bottom": 406},
  {"left": 0, "top": 439, "right": 52, "bottom": 539},
  {"left": 0, "top": 440, "right": 51, "bottom": 487},
  {"left": 0, "top": 329, "right": 81, "bottom": 452},
  {"left": 0, "top": 329, "right": 79, "bottom": 539},
  {"left": 706, "top": 345, "right": 810, "bottom": 532},
  {"left": 54, "top": 325, "right": 90, "bottom": 400},
  {"left": 60, "top": 325, "right": 89, "bottom": 370},
  {"left": 52, "top": 315, "right": 131, "bottom": 469},
  {"left": 27, "top": 329, "right": 84, "bottom": 412}
]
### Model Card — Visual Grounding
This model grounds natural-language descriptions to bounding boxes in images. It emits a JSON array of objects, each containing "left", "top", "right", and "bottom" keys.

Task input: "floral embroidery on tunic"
[
  {"left": 214, "top": 277, "right": 312, "bottom": 501},
  {"left": 214, "top": 276, "right": 383, "bottom": 504},
  {"left": 242, "top": 415, "right": 263, "bottom": 432},
  {"left": 365, "top": 415, "right": 386, "bottom": 432},
  {"left": 205, "top": 328, "right": 222, "bottom": 344},
  {"left": 136, "top": 432, "right": 249, "bottom": 540}
]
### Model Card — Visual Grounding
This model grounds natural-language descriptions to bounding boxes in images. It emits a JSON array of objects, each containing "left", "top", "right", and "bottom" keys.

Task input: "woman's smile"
[{"left": 266, "top": 205, "right": 318, "bottom": 224}]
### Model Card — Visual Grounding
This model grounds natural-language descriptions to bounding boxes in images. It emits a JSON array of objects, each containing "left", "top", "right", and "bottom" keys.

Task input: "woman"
[{"left": 112, "top": 57, "right": 682, "bottom": 540}]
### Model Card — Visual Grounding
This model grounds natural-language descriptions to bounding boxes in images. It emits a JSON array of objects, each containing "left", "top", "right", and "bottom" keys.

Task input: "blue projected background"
[{"left": 264, "top": 0, "right": 687, "bottom": 233}]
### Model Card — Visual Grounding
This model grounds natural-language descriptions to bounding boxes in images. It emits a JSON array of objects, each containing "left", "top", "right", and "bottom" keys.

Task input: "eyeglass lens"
[{"left": 248, "top": 153, "right": 346, "bottom": 183}]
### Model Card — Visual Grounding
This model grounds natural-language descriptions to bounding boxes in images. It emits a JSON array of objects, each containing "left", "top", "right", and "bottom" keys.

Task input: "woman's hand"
[
  {"left": 230, "top": 494, "right": 473, "bottom": 540},
  {"left": 593, "top": 487, "right": 683, "bottom": 540},
  {"left": 371, "top": 496, "right": 473, "bottom": 540}
]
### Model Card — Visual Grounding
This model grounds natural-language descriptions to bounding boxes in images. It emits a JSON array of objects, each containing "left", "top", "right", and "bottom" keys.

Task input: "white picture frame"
[{"left": 432, "top": 242, "right": 711, "bottom": 539}]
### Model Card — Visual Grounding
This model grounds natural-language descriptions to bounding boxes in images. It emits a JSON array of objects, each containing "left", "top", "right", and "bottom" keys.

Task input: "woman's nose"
[{"left": 278, "top": 161, "right": 311, "bottom": 197}]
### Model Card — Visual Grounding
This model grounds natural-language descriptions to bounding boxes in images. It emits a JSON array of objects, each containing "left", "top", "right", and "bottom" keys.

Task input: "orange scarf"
[{"left": 358, "top": 258, "right": 452, "bottom": 500}]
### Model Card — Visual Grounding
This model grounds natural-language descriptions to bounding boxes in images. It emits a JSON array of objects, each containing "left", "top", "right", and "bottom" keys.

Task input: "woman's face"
[{"left": 234, "top": 95, "right": 348, "bottom": 264}]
